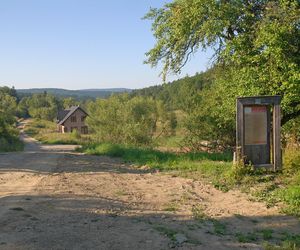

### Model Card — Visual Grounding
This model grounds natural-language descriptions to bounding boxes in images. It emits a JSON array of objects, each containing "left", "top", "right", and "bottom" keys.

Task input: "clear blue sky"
[{"left": 0, "top": 0, "right": 212, "bottom": 90}]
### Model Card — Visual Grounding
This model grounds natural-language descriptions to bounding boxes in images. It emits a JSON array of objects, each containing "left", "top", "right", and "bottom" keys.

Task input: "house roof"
[
  {"left": 57, "top": 106, "right": 88, "bottom": 125},
  {"left": 57, "top": 109, "right": 70, "bottom": 121}
]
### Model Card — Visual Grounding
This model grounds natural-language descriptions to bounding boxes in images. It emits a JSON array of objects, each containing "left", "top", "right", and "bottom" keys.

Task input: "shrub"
[
  {"left": 0, "top": 135, "right": 24, "bottom": 152},
  {"left": 283, "top": 148, "right": 300, "bottom": 174},
  {"left": 86, "top": 95, "right": 174, "bottom": 146},
  {"left": 71, "top": 130, "right": 81, "bottom": 140}
]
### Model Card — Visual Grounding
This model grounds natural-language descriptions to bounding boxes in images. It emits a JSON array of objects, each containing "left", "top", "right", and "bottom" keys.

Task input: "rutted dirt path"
[{"left": 0, "top": 131, "right": 299, "bottom": 249}]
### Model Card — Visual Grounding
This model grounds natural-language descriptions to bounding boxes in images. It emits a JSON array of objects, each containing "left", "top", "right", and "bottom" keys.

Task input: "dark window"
[
  {"left": 81, "top": 116, "right": 85, "bottom": 122},
  {"left": 71, "top": 116, "right": 76, "bottom": 122},
  {"left": 81, "top": 126, "right": 88, "bottom": 134},
  {"left": 64, "top": 127, "right": 68, "bottom": 133}
]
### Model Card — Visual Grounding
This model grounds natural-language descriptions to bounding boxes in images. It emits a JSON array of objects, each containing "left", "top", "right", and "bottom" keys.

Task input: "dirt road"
[{"left": 0, "top": 133, "right": 299, "bottom": 250}]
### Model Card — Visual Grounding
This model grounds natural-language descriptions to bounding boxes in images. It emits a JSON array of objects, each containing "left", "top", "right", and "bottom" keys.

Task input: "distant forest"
[
  {"left": 130, "top": 70, "right": 214, "bottom": 111},
  {"left": 17, "top": 88, "right": 132, "bottom": 100}
]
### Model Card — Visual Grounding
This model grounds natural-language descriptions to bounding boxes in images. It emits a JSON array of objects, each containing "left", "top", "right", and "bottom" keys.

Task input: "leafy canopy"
[{"left": 144, "top": 0, "right": 299, "bottom": 148}]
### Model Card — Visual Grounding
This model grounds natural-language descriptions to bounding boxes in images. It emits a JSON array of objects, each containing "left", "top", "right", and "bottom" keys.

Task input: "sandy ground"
[{"left": 0, "top": 127, "right": 299, "bottom": 249}]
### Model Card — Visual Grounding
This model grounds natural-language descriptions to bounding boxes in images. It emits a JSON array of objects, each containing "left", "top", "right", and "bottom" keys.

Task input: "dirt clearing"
[{"left": 0, "top": 133, "right": 299, "bottom": 250}]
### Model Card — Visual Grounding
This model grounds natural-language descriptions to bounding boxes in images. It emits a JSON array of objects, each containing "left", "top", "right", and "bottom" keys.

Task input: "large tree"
[
  {"left": 145, "top": 0, "right": 300, "bottom": 125},
  {"left": 145, "top": 0, "right": 300, "bottom": 149}
]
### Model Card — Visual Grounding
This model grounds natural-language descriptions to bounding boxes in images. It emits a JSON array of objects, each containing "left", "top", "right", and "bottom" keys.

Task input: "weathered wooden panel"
[
  {"left": 244, "top": 106, "right": 271, "bottom": 165},
  {"left": 273, "top": 104, "right": 282, "bottom": 170},
  {"left": 236, "top": 96, "right": 281, "bottom": 170},
  {"left": 236, "top": 99, "right": 244, "bottom": 158},
  {"left": 244, "top": 106, "right": 268, "bottom": 145}
]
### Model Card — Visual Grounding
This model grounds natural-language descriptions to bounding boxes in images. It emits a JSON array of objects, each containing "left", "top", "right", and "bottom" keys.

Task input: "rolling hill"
[{"left": 17, "top": 88, "right": 132, "bottom": 99}]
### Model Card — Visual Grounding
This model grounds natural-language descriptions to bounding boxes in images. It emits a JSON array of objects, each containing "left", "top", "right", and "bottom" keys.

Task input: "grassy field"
[
  {"left": 24, "top": 119, "right": 90, "bottom": 145},
  {"left": 80, "top": 143, "right": 300, "bottom": 218}
]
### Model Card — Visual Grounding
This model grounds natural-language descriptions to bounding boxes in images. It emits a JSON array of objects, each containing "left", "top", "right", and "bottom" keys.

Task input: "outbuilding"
[{"left": 57, "top": 106, "right": 88, "bottom": 134}]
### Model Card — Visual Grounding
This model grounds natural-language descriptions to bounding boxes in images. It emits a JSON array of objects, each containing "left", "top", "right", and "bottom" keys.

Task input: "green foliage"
[
  {"left": 131, "top": 71, "right": 212, "bottom": 110},
  {"left": 282, "top": 116, "right": 300, "bottom": 146},
  {"left": 71, "top": 129, "right": 81, "bottom": 140},
  {"left": 63, "top": 97, "right": 79, "bottom": 109},
  {"left": 281, "top": 148, "right": 300, "bottom": 216},
  {"left": 0, "top": 86, "right": 23, "bottom": 152},
  {"left": 230, "top": 162, "right": 254, "bottom": 183},
  {"left": 21, "top": 93, "right": 61, "bottom": 121},
  {"left": 183, "top": 85, "right": 236, "bottom": 150},
  {"left": 86, "top": 95, "right": 175, "bottom": 145},
  {"left": 144, "top": 0, "right": 300, "bottom": 149},
  {"left": 17, "top": 88, "right": 130, "bottom": 100},
  {"left": 0, "top": 130, "right": 24, "bottom": 152},
  {"left": 283, "top": 148, "right": 300, "bottom": 174},
  {"left": 16, "top": 97, "right": 30, "bottom": 118},
  {"left": 0, "top": 86, "right": 18, "bottom": 99}
]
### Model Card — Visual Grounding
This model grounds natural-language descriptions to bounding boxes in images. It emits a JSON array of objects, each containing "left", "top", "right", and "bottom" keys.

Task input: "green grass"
[
  {"left": 80, "top": 143, "right": 232, "bottom": 164},
  {"left": 279, "top": 186, "right": 300, "bottom": 216},
  {"left": 155, "top": 135, "right": 185, "bottom": 149},
  {"left": 222, "top": 227, "right": 285, "bottom": 245},
  {"left": 24, "top": 119, "right": 90, "bottom": 145},
  {"left": 260, "top": 229, "right": 274, "bottom": 240},
  {"left": 79, "top": 143, "right": 233, "bottom": 189},
  {"left": 212, "top": 220, "right": 227, "bottom": 236},
  {"left": 235, "top": 232, "right": 258, "bottom": 243},
  {"left": 153, "top": 225, "right": 178, "bottom": 241},
  {"left": 264, "top": 243, "right": 299, "bottom": 250},
  {"left": 280, "top": 233, "right": 300, "bottom": 248}
]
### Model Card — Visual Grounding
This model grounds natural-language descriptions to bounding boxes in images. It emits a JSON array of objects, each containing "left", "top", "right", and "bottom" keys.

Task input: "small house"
[{"left": 57, "top": 106, "right": 88, "bottom": 134}]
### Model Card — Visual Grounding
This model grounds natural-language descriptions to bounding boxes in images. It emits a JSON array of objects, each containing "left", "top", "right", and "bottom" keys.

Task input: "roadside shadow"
[
  {"left": 0, "top": 194, "right": 299, "bottom": 250},
  {"left": 0, "top": 151, "right": 154, "bottom": 175}
]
